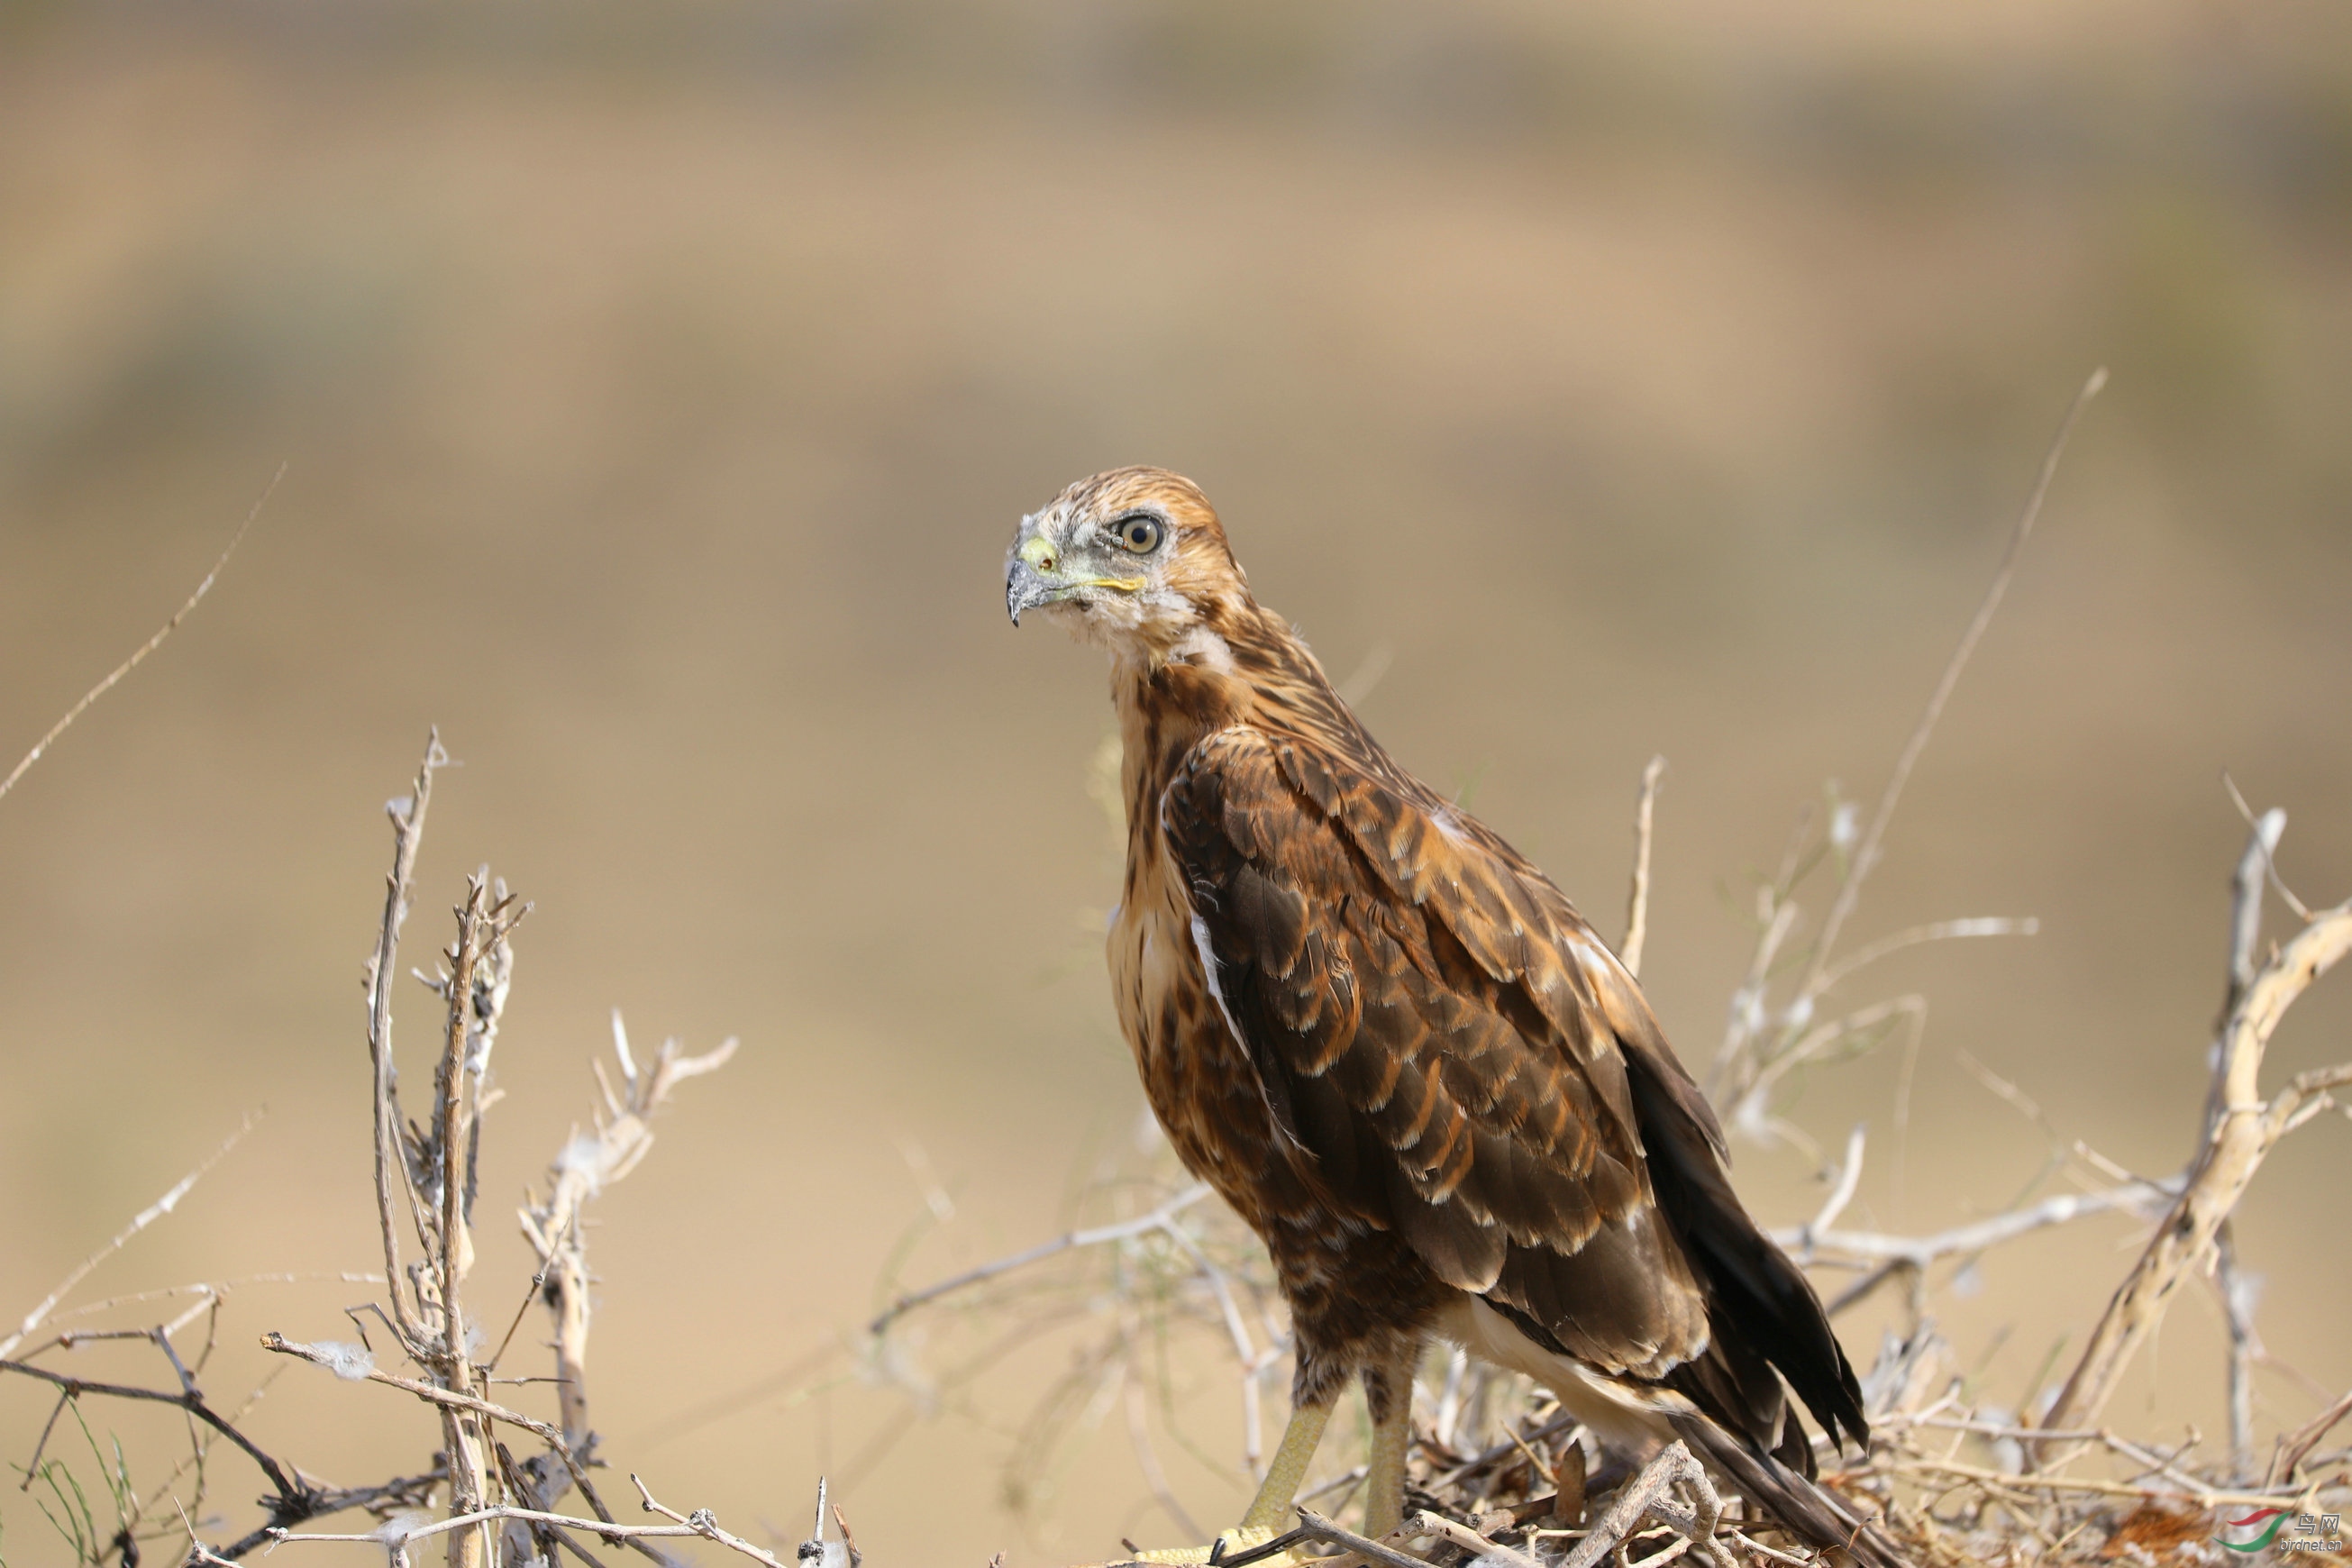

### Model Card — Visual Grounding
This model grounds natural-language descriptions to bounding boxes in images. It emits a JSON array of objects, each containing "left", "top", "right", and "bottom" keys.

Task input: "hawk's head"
[{"left": 1005, "top": 467, "right": 1251, "bottom": 663}]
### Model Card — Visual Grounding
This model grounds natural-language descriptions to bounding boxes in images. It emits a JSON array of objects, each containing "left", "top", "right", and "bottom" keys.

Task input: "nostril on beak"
[{"left": 1017, "top": 534, "right": 1059, "bottom": 574}]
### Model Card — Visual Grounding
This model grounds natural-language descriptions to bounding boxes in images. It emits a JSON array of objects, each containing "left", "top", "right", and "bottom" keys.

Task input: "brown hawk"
[{"left": 1005, "top": 468, "right": 1898, "bottom": 1567}]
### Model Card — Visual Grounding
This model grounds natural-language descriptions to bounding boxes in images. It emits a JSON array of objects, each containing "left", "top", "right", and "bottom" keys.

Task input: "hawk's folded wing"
[{"left": 1162, "top": 724, "right": 1866, "bottom": 1447}]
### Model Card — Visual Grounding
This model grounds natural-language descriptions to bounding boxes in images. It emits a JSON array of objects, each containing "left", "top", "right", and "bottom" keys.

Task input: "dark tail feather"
[
  {"left": 1620, "top": 1044, "right": 1870, "bottom": 1454},
  {"left": 1667, "top": 1411, "right": 1909, "bottom": 1568}
]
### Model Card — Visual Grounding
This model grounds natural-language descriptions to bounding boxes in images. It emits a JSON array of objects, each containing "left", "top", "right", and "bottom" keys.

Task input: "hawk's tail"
[{"left": 1665, "top": 1410, "right": 1909, "bottom": 1568}]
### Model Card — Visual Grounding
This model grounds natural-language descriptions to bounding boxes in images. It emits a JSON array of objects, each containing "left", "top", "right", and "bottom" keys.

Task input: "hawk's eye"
[{"left": 1114, "top": 515, "right": 1163, "bottom": 554}]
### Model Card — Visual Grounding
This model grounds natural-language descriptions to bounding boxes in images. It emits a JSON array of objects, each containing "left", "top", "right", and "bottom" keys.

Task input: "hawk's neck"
[{"left": 1109, "top": 601, "right": 1370, "bottom": 852}]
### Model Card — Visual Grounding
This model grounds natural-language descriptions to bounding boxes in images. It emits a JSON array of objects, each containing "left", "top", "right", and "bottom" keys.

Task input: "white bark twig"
[
  {"left": 410, "top": 871, "right": 528, "bottom": 1568},
  {"left": 1803, "top": 1125, "right": 1868, "bottom": 1244},
  {"left": 1122, "top": 1356, "right": 1204, "bottom": 1543},
  {"left": 2039, "top": 807, "right": 2352, "bottom": 1453},
  {"left": 2222, "top": 781, "right": 2310, "bottom": 922},
  {"left": 266, "top": 1333, "right": 576, "bottom": 1459},
  {"left": 633, "top": 1473, "right": 797, "bottom": 1567},
  {"left": 2214, "top": 1221, "right": 2263, "bottom": 1482},
  {"left": 1406, "top": 1508, "right": 1547, "bottom": 1568},
  {"left": 1775, "top": 1181, "right": 2173, "bottom": 1274},
  {"left": 1290, "top": 1507, "right": 1439, "bottom": 1568},
  {"left": 1814, "top": 917, "right": 2038, "bottom": 994},
  {"left": 1621, "top": 755, "right": 1666, "bottom": 979},
  {"left": 498, "top": 1014, "right": 736, "bottom": 1560}
]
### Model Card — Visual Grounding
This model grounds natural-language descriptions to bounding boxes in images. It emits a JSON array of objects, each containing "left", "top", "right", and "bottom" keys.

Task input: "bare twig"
[
  {"left": 1797, "top": 369, "right": 2104, "bottom": 1004},
  {"left": 1124, "top": 1358, "right": 1205, "bottom": 1542},
  {"left": 438, "top": 883, "right": 491, "bottom": 1562},
  {"left": 1786, "top": 1171, "right": 2178, "bottom": 1325},
  {"left": 634, "top": 1473, "right": 796, "bottom": 1567},
  {"left": 0, "top": 1357, "right": 311, "bottom": 1522},
  {"left": 1621, "top": 755, "right": 1666, "bottom": 978},
  {"left": 268, "top": 1491, "right": 772, "bottom": 1568},
  {"left": 365, "top": 730, "right": 448, "bottom": 1355},
  {"left": 1405, "top": 1507, "right": 1548, "bottom": 1568},
  {"left": 2222, "top": 806, "right": 2291, "bottom": 1017},
  {"left": 424, "top": 871, "right": 528, "bottom": 1568},
  {"left": 1709, "top": 382, "right": 2102, "bottom": 1139},
  {"left": 1813, "top": 917, "right": 2038, "bottom": 995},
  {"left": 1886, "top": 1457, "right": 2323, "bottom": 1511},
  {"left": 506, "top": 1013, "right": 737, "bottom": 1538},
  {"left": 1804, "top": 1125, "right": 1868, "bottom": 1244},
  {"left": 1292, "top": 1507, "right": 1437, "bottom": 1568},
  {"left": 2040, "top": 818, "right": 2352, "bottom": 1449},
  {"left": 2222, "top": 780, "right": 2311, "bottom": 923},
  {"left": 1560, "top": 1442, "right": 1731, "bottom": 1568},
  {"left": 2272, "top": 1386, "right": 2352, "bottom": 1486},
  {"left": 0, "top": 465, "right": 278, "bottom": 808},
  {"left": 3, "top": 1112, "right": 262, "bottom": 1361},
  {"left": 264, "top": 1333, "right": 573, "bottom": 1465},
  {"left": 1777, "top": 1181, "right": 2172, "bottom": 1276},
  {"left": 2214, "top": 1221, "right": 2262, "bottom": 1482},
  {"left": 870, "top": 1181, "right": 1215, "bottom": 1335},
  {"left": 1427, "top": 1412, "right": 1581, "bottom": 1491}
]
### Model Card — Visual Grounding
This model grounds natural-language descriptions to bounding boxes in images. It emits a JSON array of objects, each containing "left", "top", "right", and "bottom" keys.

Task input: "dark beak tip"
[{"left": 1006, "top": 560, "right": 1054, "bottom": 627}]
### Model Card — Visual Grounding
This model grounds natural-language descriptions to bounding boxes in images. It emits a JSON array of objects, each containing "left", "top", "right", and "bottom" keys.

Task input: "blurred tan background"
[{"left": 3, "top": 2, "right": 2348, "bottom": 1562}]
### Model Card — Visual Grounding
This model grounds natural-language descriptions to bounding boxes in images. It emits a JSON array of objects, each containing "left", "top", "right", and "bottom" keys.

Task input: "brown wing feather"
[
  {"left": 1164, "top": 719, "right": 1872, "bottom": 1451},
  {"left": 1162, "top": 725, "right": 1710, "bottom": 1378},
  {"left": 1288, "top": 713, "right": 1872, "bottom": 1453}
]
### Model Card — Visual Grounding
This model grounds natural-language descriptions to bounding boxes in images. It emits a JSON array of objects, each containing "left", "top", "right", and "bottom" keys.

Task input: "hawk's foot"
[{"left": 1114, "top": 1525, "right": 1304, "bottom": 1566}]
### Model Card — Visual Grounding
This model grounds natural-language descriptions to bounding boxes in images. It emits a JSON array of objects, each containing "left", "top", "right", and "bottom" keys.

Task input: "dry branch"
[
  {"left": 1709, "top": 372, "right": 2104, "bottom": 1139},
  {"left": 0, "top": 467, "right": 278, "bottom": 808},
  {"left": 871, "top": 1181, "right": 1217, "bottom": 1336},
  {"left": 2, "top": 1113, "right": 262, "bottom": 1363},
  {"left": 2273, "top": 1387, "right": 2352, "bottom": 1487},
  {"left": 263, "top": 1472, "right": 832, "bottom": 1568},
  {"left": 433, "top": 875, "right": 528, "bottom": 1567},
  {"left": 2038, "top": 810, "right": 2352, "bottom": 1451},
  {"left": 366, "top": 731, "right": 447, "bottom": 1356},
  {"left": 1620, "top": 755, "right": 1666, "bottom": 978},
  {"left": 1795, "top": 368, "right": 2102, "bottom": 1004},
  {"left": 501, "top": 1013, "right": 737, "bottom": 1551}
]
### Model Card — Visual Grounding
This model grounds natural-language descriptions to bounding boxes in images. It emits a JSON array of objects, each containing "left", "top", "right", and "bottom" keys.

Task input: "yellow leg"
[
  {"left": 1363, "top": 1390, "right": 1411, "bottom": 1536},
  {"left": 1361, "top": 1341, "right": 1418, "bottom": 1538},
  {"left": 1239, "top": 1398, "right": 1335, "bottom": 1530},
  {"left": 1126, "top": 1401, "right": 1330, "bottom": 1564}
]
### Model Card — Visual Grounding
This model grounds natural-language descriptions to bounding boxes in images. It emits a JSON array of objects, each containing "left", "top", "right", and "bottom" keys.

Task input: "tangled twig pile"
[
  {"left": 861, "top": 808, "right": 2349, "bottom": 1565},
  {"left": 859, "top": 712, "right": 2350, "bottom": 1568}
]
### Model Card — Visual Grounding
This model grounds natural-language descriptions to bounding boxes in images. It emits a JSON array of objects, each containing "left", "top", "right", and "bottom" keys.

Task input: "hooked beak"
[
  {"left": 1006, "top": 527, "right": 1148, "bottom": 626},
  {"left": 1006, "top": 533, "right": 1062, "bottom": 626}
]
